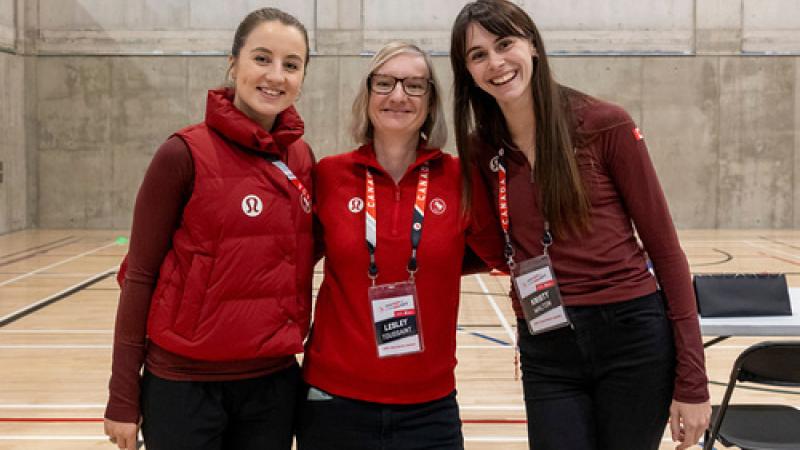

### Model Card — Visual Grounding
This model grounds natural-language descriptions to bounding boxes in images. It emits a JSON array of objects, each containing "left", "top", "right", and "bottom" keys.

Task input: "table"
[{"left": 700, "top": 287, "right": 800, "bottom": 347}]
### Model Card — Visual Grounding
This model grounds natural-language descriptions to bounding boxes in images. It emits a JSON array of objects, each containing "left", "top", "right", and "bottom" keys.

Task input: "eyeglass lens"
[{"left": 370, "top": 74, "right": 429, "bottom": 96}]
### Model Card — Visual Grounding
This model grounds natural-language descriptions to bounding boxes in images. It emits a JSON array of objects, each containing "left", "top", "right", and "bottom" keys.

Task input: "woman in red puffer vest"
[{"left": 104, "top": 8, "right": 314, "bottom": 450}]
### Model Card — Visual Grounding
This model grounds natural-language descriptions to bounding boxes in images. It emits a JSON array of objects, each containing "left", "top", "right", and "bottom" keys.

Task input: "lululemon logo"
[
  {"left": 430, "top": 198, "right": 446, "bottom": 215},
  {"left": 489, "top": 156, "right": 501, "bottom": 172},
  {"left": 242, "top": 194, "right": 263, "bottom": 217},
  {"left": 348, "top": 197, "right": 364, "bottom": 213}
]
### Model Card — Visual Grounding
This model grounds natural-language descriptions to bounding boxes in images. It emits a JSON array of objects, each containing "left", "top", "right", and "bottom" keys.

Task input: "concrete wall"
[
  {"left": 0, "top": 0, "right": 31, "bottom": 234},
  {"left": 0, "top": 0, "right": 13, "bottom": 51},
  {"left": 5, "top": 0, "right": 800, "bottom": 230},
  {"left": 0, "top": 52, "right": 26, "bottom": 234}
]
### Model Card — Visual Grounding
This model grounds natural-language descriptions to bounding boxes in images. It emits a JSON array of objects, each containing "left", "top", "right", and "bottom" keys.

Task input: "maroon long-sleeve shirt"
[
  {"left": 474, "top": 95, "right": 709, "bottom": 403},
  {"left": 105, "top": 137, "right": 292, "bottom": 423}
]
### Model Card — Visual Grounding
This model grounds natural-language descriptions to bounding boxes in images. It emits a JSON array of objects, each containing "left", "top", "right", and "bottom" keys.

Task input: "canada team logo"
[
  {"left": 300, "top": 194, "right": 311, "bottom": 214},
  {"left": 489, "top": 156, "right": 501, "bottom": 172},
  {"left": 429, "top": 198, "right": 446, "bottom": 215},
  {"left": 348, "top": 197, "right": 364, "bottom": 213},
  {"left": 242, "top": 194, "right": 263, "bottom": 217}
]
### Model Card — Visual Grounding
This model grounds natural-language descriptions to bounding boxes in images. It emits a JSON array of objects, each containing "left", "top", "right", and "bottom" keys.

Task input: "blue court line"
[{"left": 457, "top": 326, "right": 512, "bottom": 347}]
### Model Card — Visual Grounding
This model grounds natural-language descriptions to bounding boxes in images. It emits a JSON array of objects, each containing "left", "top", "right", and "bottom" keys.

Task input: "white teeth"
[
  {"left": 490, "top": 71, "right": 515, "bottom": 85},
  {"left": 258, "top": 87, "right": 281, "bottom": 96}
]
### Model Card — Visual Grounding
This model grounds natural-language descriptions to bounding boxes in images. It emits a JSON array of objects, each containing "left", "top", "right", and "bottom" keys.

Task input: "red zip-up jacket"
[{"left": 303, "top": 143, "right": 504, "bottom": 404}]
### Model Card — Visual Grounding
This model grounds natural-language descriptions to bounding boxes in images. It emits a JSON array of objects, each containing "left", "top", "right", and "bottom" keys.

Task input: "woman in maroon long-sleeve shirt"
[
  {"left": 449, "top": 1, "right": 711, "bottom": 450},
  {"left": 104, "top": 8, "right": 315, "bottom": 450}
]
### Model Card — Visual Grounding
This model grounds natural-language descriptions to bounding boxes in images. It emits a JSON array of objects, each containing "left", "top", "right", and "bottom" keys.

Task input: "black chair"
[{"left": 704, "top": 341, "right": 800, "bottom": 450}]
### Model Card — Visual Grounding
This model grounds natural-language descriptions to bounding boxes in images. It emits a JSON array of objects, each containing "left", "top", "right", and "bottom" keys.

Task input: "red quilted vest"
[{"left": 122, "top": 89, "right": 315, "bottom": 361}]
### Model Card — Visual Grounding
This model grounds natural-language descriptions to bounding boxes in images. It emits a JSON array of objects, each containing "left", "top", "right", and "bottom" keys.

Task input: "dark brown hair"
[
  {"left": 450, "top": 0, "right": 590, "bottom": 238},
  {"left": 230, "top": 7, "right": 310, "bottom": 67}
]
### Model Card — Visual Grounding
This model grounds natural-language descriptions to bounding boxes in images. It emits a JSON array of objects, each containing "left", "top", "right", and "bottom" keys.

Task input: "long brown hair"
[{"left": 450, "top": 0, "right": 590, "bottom": 238}]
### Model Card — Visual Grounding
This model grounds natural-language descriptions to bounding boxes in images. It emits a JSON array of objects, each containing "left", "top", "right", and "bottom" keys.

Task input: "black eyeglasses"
[{"left": 368, "top": 74, "right": 432, "bottom": 97}]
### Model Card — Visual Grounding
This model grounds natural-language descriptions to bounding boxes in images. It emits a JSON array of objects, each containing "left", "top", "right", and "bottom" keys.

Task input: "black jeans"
[
  {"left": 140, "top": 362, "right": 300, "bottom": 450},
  {"left": 519, "top": 291, "right": 675, "bottom": 450},
  {"left": 296, "top": 387, "right": 464, "bottom": 450}
]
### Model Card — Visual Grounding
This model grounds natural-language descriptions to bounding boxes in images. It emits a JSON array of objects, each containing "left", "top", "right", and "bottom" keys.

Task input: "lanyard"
[
  {"left": 495, "top": 148, "right": 553, "bottom": 271},
  {"left": 271, "top": 160, "right": 311, "bottom": 211},
  {"left": 365, "top": 163, "right": 430, "bottom": 285}
]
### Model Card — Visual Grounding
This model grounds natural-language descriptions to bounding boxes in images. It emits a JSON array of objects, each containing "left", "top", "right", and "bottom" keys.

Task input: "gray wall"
[
  {"left": 2, "top": 0, "right": 800, "bottom": 231},
  {"left": 0, "top": 0, "right": 30, "bottom": 234}
]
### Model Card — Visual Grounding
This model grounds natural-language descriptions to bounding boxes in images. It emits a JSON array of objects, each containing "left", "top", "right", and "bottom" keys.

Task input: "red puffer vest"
[{"left": 124, "top": 88, "right": 314, "bottom": 361}]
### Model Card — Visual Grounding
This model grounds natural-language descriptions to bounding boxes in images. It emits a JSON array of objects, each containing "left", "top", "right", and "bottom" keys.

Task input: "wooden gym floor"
[{"left": 0, "top": 228, "right": 798, "bottom": 449}]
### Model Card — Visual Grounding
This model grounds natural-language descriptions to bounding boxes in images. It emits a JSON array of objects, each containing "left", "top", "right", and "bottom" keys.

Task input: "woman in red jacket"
[
  {"left": 449, "top": 1, "right": 711, "bottom": 449},
  {"left": 296, "top": 41, "right": 503, "bottom": 450},
  {"left": 103, "top": 8, "right": 314, "bottom": 450}
]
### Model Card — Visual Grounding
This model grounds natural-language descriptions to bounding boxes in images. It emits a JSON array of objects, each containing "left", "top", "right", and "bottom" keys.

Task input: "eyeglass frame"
[{"left": 367, "top": 73, "right": 434, "bottom": 97}]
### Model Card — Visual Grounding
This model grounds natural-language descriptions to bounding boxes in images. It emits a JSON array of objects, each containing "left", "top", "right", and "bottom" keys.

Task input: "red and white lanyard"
[
  {"left": 495, "top": 148, "right": 552, "bottom": 270},
  {"left": 365, "top": 163, "right": 430, "bottom": 284},
  {"left": 271, "top": 160, "right": 311, "bottom": 211}
]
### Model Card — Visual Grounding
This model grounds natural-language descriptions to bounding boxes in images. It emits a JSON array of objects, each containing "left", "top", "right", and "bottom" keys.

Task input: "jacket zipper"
[{"left": 391, "top": 185, "right": 401, "bottom": 236}]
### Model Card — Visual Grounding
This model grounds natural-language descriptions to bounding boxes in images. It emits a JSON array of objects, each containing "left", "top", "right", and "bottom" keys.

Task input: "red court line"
[
  {"left": 2, "top": 417, "right": 528, "bottom": 425},
  {"left": 0, "top": 418, "right": 103, "bottom": 423}
]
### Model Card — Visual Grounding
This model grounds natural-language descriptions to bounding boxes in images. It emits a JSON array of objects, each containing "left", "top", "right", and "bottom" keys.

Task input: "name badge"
[
  {"left": 368, "top": 281, "right": 423, "bottom": 358},
  {"left": 512, "top": 254, "right": 571, "bottom": 335}
]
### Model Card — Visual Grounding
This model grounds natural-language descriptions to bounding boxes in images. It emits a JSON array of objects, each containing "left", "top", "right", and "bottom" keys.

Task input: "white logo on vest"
[
  {"left": 242, "top": 194, "right": 263, "bottom": 217},
  {"left": 430, "top": 197, "right": 447, "bottom": 215},
  {"left": 348, "top": 197, "right": 364, "bottom": 213}
]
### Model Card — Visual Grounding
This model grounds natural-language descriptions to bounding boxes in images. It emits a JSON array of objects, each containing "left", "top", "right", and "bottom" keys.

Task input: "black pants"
[
  {"left": 140, "top": 362, "right": 300, "bottom": 450},
  {"left": 519, "top": 291, "right": 675, "bottom": 450},
  {"left": 296, "top": 387, "right": 464, "bottom": 450}
]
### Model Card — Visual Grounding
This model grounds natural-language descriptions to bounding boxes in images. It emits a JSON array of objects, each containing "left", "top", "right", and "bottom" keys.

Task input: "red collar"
[
  {"left": 352, "top": 141, "right": 443, "bottom": 179},
  {"left": 204, "top": 88, "right": 305, "bottom": 156}
]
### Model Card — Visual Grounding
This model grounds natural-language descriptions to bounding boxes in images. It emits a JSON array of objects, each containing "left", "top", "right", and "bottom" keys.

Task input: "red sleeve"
[
  {"left": 311, "top": 163, "right": 325, "bottom": 263},
  {"left": 464, "top": 165, "right": 506, "bottom": 273},
  {"left": 105, "top": 136, "right": 194, "bottom": 422},
  {"left": 603, "top": 121, "right": 709, "bottom": 403}
]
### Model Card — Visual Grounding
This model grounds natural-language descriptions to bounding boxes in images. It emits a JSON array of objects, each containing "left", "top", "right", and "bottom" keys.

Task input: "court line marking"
[
  {"left": 0, "top": 404, "right": 104, "bottom": 409},
  {"left": 0, "top": 344, "right": 512, "bottom": 350},
  {"left": 462, "top": 437, "right": 706, "bottom": 443},
  {"left": 457, "top": 344, "right": 513, "bottom": 349},
  {"left": 0, "top": 241, "right": 118, "bottom": 287},
  {"left": 0, "top": 329, "right": 112, "bottom": 334},
  {"left": 0, "top": 236, "right": 80, "bottom": 267},
  {"left": 0, "top": 272, "right": 115, "bottom": 278},
  {"left": 472, "top": 274, "right": 516, "bottom": 346},
  {"left": 0, "top": 404, "right": 523, "bottom": 411},
  {"left": 0, "top": 344, "right": 111, "bottom": 349},
  {"left": 457, "top": 328, "right": 516, "bottom": 334},
  {"left": 744, "top": 241, "right": 800, "bottom": 262},
  {"left": 460, "top": 405, "right": 525, "bottom": 411},
  {"left": 0, "top": 268, "right": 116, "bottom": 326},
  {"left": 0, "top": 435, "right": 108, "bottom": 440},
  {"left": 0, "top": 418, "right": 103, "bottom": 423},
  {"left": 463, "top": 436, "right": 528, "bottom": 442},
  {"left": 456, "top": 329, "right": 511, "bottom": 346}
]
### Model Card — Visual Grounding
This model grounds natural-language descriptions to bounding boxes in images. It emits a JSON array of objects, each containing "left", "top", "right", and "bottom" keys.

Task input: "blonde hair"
[{"left": 350, "top": 41, "right": 447, "bottom": 149}]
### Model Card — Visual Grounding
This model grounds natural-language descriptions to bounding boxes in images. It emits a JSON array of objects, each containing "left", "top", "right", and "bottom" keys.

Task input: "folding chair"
[{"left": 704, "top": 341, "right": 800, "bottom": 450}]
